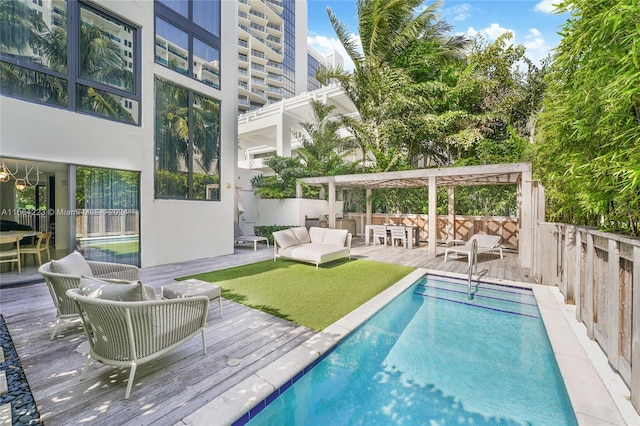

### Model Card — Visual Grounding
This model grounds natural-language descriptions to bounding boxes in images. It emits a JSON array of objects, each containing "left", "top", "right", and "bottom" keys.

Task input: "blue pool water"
[{"left": 242, "top": 274, "right": 578, "bottom": 425}]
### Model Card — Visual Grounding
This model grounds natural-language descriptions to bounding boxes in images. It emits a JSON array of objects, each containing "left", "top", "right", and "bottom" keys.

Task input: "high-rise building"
[
  {"left": 308, "top": 46, "right": 344, "bottom": 91},
  {"left": 237, "top": 0, "right": 307, "bottom": 115}
]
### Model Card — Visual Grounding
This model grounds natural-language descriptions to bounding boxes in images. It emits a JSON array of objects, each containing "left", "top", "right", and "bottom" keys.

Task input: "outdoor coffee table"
[{"left": 161, "top": 278, "right": 222, "bottom": 317}]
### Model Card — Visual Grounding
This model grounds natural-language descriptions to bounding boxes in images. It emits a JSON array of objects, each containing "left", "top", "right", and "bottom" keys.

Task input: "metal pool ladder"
[{"left": 467, "top": 238, "right": 478, "bottom": 300}]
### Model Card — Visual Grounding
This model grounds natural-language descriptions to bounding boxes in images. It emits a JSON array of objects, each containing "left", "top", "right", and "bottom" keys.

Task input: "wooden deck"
[{"left": 0, "top": 239, "right": 534, "bottom": 425}]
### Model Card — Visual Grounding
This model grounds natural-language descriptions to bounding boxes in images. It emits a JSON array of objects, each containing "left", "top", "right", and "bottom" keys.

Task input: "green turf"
[
  {"left": 90, "top": 241, "right": 139, "bottom": 256},
  {"left": 179, "top": 258, "right": 415, "bottom": 331}
]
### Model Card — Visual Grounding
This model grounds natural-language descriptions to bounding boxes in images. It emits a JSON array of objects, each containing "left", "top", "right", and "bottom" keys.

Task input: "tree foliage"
[{"left": 535, "top": 0, "right": 640, "bottom": 235}]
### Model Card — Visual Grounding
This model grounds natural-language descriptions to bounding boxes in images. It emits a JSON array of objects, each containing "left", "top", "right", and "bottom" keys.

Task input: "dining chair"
[
  {"left": 0, "top": 235, "right": 21, "bottom": 274},
  {"left": 21, "top": 232, "right": 51, "bottom": 266},
  {"left": 389, "top": 226, "right": 408, "bottom": 248},
  {"left": 372, "top": 225, "right": 388, "bottom": 246}
]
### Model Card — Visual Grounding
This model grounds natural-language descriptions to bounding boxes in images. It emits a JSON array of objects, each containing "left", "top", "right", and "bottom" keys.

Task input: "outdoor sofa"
[
  {"left": 67, "top": 277, "right": 209, "bottom": 399},
  {"left": 272, "top": 226, "right": 351, "bottom": 269}
]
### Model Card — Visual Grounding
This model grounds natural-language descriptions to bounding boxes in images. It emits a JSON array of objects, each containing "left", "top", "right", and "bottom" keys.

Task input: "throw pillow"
[
  {"left": 273, "top": 229, "right": 299, "bottom": 250},
  {"left": 308, "top": 227, "right": 326, "bottom": 244},
  {"left": 290, "top": 227, "right": 311, "bottom": 244},
  {"left": 79, "top": 276, "right": 149, "bottom": 301},
  {"left": 323, "top": 229, "right": 348, "bottom": 247},
  {"left": 50, "top": 251, "right": 93, "bottom": 277}
]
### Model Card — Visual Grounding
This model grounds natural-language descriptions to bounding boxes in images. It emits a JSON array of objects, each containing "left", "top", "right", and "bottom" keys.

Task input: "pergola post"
[
  {"left": 366, "top": 188, "right": 372, "bottom": 226},
  {"left": 429, "top": 176, "right": 437, "bottom": 256},
  {"left": 447, "top": 186, "right": 455, "bottom": 241},
  {"left": 296, "top": 182, "right": 302, "bottom": 198},
  {"left": 519, "top": 170, "right": 533, "bottom": 269},
  {"left": 328, "top": 179, "right": 336, "bottom": 229}
]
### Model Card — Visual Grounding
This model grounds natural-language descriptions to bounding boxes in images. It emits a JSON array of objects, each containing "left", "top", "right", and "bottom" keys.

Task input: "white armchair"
[
  {"left": 67, "top": 287, "right": 209, "bottom": 399},
  {"left": 38, "top": 251, "right": 146, "bottom": 339}
]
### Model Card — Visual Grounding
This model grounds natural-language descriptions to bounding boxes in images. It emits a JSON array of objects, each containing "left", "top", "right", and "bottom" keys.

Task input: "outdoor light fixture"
[{"left": 0, "top": 160, "right": 41, "bottom": 190}]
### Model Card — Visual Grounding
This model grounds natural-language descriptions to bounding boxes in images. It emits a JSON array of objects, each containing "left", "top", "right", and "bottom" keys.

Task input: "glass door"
[{"left": 75, "top": 166, "right": 140, "bottom": 266}]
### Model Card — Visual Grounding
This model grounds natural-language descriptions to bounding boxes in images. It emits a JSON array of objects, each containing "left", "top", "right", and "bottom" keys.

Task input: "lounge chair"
[
  {"left": 234, "top": 222, "right": 269, "bottom": 251},
  {"left": 444, "top": 234, "right": 503, "bottom": 266}
]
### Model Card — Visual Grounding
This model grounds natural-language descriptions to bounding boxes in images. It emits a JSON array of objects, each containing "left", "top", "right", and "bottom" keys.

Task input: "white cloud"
[
  {"left": 484, "top": 23, "right": 513, "bottom": 40},
  {"left": 523, "top": 28, "right": 550, "bottom": 64},
  {"left": 534, "top": 0, "right": 558, "bottom": 14},
  {"left": 465, "top": 23, "right": 514, "bottom": 42},
  {"left": 307, "top": 33, "right": 359, "bottom": 72},
  {"left": 444, "top": 3, "right": 472, "bottom": 22}
]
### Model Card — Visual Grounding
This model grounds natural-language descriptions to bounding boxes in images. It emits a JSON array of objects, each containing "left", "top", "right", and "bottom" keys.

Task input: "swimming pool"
[{"left": 239, "top": 273, "right": 578, "bottom": 425}]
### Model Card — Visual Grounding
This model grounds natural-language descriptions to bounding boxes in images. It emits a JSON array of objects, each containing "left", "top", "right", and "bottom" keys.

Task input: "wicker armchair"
[
  {"left": 39, "top": 256, "right": 144, "bottom": 340},
  {"left": 67, "top": 288, "right": 209, "bottom": 399}
]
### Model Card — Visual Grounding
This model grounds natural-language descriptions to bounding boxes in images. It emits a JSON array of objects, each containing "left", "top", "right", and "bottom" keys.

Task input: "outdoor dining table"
[{"left": 364, "top": 225, "right": 420, "bottom": 249}]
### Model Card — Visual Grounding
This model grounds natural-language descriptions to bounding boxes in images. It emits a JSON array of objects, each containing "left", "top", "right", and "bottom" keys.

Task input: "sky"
[{"left": 306, "top": 0, "right": 569, "bottom": 70}]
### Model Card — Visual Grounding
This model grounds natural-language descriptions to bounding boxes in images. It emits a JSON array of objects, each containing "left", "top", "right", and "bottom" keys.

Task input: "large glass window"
[
  {"left": 0, "top": 0, "right": 140, "bottom": 125},
  {"left": 79, "top": 6, "right": 135, "bottom": 92},
  {"left": 75, "top": 166, "right": 140, "bottom": 266},
  {"left": 155, "top": 78, "right": 220, "bottom": 200},
  {"left": 155, "top": 17, "right": 189, "bottom": 75},
  {"left": 155, "top": 1, "right": 221, "bottom": 89}
]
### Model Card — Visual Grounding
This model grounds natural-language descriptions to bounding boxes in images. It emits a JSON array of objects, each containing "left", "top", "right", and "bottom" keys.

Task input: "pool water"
[{"left": 244, "top": 274, "right": 578, "bottom": 425}]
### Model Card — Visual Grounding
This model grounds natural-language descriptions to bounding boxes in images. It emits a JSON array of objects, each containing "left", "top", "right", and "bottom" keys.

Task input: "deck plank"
[{"left": 0, "top": 240, "right": 534, "bottom": 425}]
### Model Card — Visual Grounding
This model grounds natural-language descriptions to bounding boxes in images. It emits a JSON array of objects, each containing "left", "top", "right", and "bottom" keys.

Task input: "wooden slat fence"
[{"left": 535, "top": 222, "right": 640, "bottom": 412}]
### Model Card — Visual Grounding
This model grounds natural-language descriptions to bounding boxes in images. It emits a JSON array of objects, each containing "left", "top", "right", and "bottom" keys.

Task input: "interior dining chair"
[
  {"left": 0, "top": 235, "right": 21, "bottom": 274},
  {"left": 21, "top": 232, "right": 51, "bottom": 266}
]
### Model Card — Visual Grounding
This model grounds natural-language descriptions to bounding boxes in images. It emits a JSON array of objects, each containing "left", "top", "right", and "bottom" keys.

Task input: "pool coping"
[{"left": 177, "top": 268, "right": 638, "bottom": 426}]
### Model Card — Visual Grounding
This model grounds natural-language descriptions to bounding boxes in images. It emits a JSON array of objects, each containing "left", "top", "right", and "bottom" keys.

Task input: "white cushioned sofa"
[{"left": 272, "top": 226, "right": 351, "bottom": 269}]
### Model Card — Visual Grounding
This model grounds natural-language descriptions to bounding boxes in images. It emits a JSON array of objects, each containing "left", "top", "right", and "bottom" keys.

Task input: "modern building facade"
[
  {"left": 237, "top": 0, "right": 307, "bottom": 115},
  {"left": 307, "top": 46, "right": 344, "bottom": 92},
  {"left": 0, "top": 0, "right": 238, "bottom": 267}
]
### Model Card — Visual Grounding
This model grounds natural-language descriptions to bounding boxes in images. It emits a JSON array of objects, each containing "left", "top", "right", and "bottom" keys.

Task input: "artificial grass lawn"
[
  {"left": 90, "top": 241, "right": 139, "bottom": 255},
  {"left": 180, "top": 258, "right": 415, "bottom": 331}
]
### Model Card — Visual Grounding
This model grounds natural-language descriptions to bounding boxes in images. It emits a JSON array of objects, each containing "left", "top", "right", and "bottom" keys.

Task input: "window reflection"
[
  {"left": 193, "top": 38, "right": 220, "bottom": 89},
  {"left": 154, "top": 1, "right": 221, "bottom": 88},
  {"left": 155, "top": 17, "right": 189, "bottom": 75},
  {"left": 0, "top": 0, "right": 68, "bottom": 73},
  {"left": 157, "top": 0, "right": 188, "bottom": 17},
  {"left": 155, "top": 78, "right": 220, "bottom": 201},
  {"left": 192, "top": 93, "right": 220, "bottom": 200},
  {"left": 0, "top": 0, "right": 140, "bottom": 125},
  {"left": 193, "top": 1, "right": 220, "bottom": 36},
  {"left": 76, "top": 84, "right": 138, "bottom": 124},
  {"left": 79, "top": 6, "right": 134, "bottom": 92},
  {"left": 0, "top": 61, "right": 68, "bottom": 107}
]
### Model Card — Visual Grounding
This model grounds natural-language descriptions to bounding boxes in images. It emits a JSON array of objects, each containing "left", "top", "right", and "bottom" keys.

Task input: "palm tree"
[
  {"left": 324, "top": 0, "right": 469, "bottom": 171},
  {"left": 291, "top": 99, "right": 356, "bottom": 176}
]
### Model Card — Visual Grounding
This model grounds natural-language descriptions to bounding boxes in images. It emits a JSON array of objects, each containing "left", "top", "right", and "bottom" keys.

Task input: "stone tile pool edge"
[{"left": 176, "top": 268, "right": 636, "bottom": 426}]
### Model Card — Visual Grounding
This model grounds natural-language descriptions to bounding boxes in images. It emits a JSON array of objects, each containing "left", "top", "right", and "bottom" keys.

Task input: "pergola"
[{"left": 296, "top": 162, "right": 544, "bottom": 270}]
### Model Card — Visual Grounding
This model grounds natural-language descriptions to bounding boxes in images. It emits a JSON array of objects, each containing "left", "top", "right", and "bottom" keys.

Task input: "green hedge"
[{"left": 253, "top": 225, "right": 295, "bottom": 244}]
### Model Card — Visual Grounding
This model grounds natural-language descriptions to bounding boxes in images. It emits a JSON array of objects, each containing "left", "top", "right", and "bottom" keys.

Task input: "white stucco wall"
[
  {"left": 0, "top": 1, "right": 239, "bottom": 267},
  {"left": 257, "top": 198, "right": 344, "bottom": 227}
]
